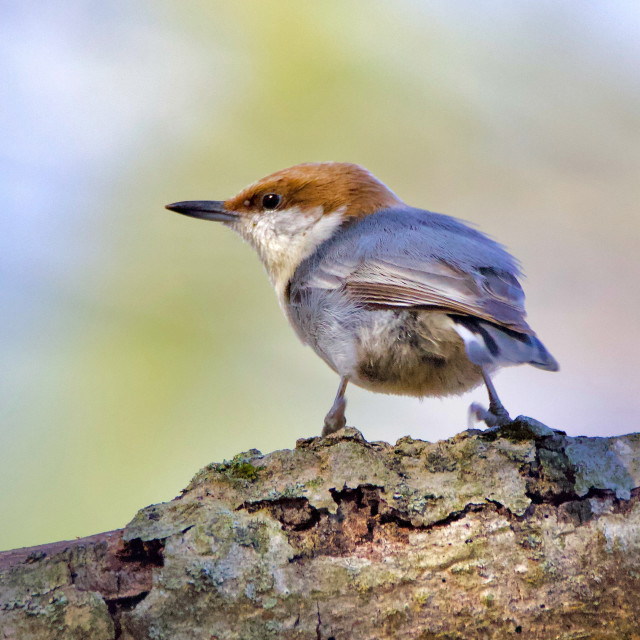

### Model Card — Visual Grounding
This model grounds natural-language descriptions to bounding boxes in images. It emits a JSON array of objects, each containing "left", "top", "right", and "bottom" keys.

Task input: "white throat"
[{"left": 235, "top": 205, "right": 344, "bottom": 302}]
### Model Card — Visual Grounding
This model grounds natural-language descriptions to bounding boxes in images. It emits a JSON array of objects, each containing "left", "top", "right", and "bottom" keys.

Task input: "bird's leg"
[
  {"left": 468, "top": 368, "right": 512, "bottom": 428},
  {"left": 322, "top": 377, "right": 349, "bottom": 436}
]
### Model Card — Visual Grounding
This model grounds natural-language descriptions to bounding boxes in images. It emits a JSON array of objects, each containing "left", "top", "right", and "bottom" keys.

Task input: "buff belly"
[
  {"left": 347, "top": 309, "right": 485, "bottom": 397},
  {"left": 287, "top": 289, "right": 488, "bottom": 397}
]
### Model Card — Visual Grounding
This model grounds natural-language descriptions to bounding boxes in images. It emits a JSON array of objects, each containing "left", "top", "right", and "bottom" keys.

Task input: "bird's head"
[{"left": 167, "top": 162, "right": 402, "bottom": 295}]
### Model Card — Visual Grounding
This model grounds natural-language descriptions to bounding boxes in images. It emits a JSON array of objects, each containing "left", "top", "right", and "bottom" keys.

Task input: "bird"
[{"left": 166, "top": 162, "right": 558, "bottom": 436}]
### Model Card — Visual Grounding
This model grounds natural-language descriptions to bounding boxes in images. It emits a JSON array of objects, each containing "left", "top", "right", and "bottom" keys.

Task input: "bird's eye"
[{"left": 262, "top": 193, "right": 282, "bottom": 210}]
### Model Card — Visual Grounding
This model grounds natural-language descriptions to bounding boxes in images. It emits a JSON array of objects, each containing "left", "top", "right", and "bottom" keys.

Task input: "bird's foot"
[
  {"left": 468, "top": 402, "right": 512, "bottom": 430},
  {"left": 322, "top": 397, "right": 347, "bottom": 436}
]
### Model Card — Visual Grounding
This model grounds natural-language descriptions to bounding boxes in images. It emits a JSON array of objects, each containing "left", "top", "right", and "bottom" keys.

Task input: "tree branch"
[{"left": 2, "top": 418, "right": 639, "bottom": 638}]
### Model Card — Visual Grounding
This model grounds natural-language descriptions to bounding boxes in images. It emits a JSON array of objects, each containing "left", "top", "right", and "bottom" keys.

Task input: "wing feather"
[{"left": 292, "top": 207, "right": 533, "bottom": 335}]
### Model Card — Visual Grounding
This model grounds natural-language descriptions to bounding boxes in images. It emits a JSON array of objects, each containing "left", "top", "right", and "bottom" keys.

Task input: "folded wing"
[{"left": 293, "top": 207, "right": 558, "bottom": 370}]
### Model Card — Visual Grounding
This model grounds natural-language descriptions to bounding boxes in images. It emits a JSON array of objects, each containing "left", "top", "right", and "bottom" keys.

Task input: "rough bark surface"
[{"left": 1, "top": 418, "right": 640, "bottom": 639}]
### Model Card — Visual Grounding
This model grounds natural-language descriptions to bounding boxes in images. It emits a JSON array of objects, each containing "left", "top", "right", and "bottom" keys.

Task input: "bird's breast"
[
  {"left": 286, "top": 289, "right": 484, "bottom": 397},
  {"left": 235, "top": 206, "right": 346, "bottom": 303}
]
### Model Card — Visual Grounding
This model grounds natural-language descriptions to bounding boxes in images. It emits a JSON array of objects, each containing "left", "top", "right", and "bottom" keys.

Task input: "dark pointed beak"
[{"left": 165, "top": 200, "right": 238, "bottom": 223}]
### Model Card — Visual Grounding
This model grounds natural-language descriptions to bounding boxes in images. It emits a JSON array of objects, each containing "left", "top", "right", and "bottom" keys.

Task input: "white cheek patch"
[{"left": 236, "top": 206, "right": 344, "bottom": 301}]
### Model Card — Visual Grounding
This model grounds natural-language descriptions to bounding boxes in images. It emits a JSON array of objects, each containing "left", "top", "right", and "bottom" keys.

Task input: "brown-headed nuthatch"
[{"left": 167, "top": 162, "right": 558, "bottom": 436}]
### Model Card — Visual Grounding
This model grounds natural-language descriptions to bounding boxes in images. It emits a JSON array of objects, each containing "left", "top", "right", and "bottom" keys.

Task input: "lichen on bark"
[{"left": 2, "top": 419, "right": 640, "bottom": 639}]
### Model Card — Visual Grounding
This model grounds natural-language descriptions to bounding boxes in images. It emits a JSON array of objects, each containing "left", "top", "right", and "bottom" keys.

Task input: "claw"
[
  {"left": 467, "top": 401, "right": 511, "bottom": 429},
  {"left": 322, "top": 397, "right": 347, "bottom": 436},
  {"left": 322, "top": 377, "right": 349, "bottom": 437},
  {"left": 322, "top": 409, "right": 346, "bottom": 436},
  {"left": 468, "top": 402, "right": 485, "bottom": 429}
]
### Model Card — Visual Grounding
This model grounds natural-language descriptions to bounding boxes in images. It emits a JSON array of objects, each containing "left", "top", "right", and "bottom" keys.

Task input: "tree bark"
[{"left": 1, "top": 418, "right": 640, "bottom": 639}]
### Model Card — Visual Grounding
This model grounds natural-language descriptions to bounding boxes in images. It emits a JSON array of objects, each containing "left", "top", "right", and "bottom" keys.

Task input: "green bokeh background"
[{"left": 2, "top": 1, "right": 639, "bottom": 550}]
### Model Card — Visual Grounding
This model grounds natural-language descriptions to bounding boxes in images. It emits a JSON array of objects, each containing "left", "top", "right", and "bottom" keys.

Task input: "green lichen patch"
[
  {"left": 223, "top": 459, "right": 263, "bottom": 482},
  {"left": 203, "top": 451, "right": 266, "bottom": 485},
  {"left": 0, "top": 557, "right": 71, "bottom": 607},
  {"left": 0, "top": 588, "right": 113, "bottom": 640}
]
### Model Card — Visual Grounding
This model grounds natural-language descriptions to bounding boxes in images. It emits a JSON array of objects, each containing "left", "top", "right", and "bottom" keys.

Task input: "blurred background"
[{"left": 2, "top": 0, "right": 639, "bottom": 551}]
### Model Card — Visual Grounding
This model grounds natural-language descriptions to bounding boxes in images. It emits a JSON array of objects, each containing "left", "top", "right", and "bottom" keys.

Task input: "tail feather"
[{"left": 452, "top": 316, "right": 558, "bottom": 372}]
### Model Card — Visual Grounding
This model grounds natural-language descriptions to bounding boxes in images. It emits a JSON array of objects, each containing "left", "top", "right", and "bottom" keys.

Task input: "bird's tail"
[{"left": 451, "top": 316, "right": 559, "bottom": 372}]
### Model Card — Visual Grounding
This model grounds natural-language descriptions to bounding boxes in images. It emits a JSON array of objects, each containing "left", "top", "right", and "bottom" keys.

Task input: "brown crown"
[{"left": 225, "top": 162, "right": 403, "bottom": 218}]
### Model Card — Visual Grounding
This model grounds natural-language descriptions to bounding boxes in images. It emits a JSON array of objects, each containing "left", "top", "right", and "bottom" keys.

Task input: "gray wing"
[{"left": 294, "top": 207, "right": 533, "bottom": 335}]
